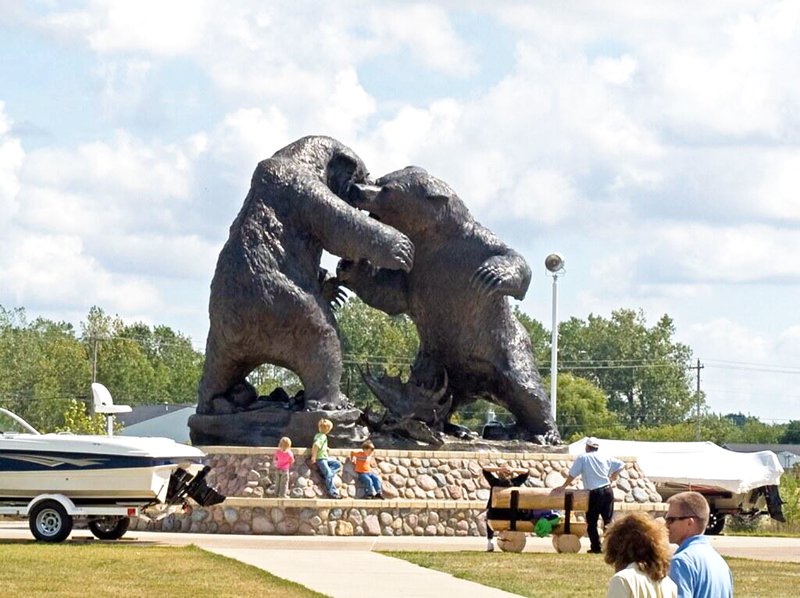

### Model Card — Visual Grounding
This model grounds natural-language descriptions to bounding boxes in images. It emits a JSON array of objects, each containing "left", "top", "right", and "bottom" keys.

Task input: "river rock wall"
[{"left": 132, "top": 448, "right": 665, "bottom": 536}]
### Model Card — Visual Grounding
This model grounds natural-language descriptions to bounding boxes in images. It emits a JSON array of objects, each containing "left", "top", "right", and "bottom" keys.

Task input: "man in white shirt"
[{"left": 556, "top": 437, "right": 624, "bottom": 553}]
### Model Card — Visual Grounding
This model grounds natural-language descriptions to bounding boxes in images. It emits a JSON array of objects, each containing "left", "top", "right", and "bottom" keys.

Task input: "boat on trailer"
[{"left": 0, "top": 394, "right": 224, "bottom": 542}]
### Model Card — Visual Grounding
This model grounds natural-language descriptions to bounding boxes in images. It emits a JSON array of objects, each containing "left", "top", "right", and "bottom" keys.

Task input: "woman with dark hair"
[{"left": 603, "top": 512, "right": 677, "bottom": 598}]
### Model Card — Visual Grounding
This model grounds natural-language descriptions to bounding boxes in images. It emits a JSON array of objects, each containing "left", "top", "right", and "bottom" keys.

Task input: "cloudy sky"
[{"left": 1, "top": 1, "right": 799, "bottom": 423}]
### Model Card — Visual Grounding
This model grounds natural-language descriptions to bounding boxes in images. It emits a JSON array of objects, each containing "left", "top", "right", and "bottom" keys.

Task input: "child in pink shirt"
[{"left": 273, "top": 436, "right": 295, "bottom": 498}]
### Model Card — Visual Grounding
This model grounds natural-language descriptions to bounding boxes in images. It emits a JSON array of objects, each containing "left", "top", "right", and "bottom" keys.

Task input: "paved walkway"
[
  {"left": 3, "top": 521, "right": 800, "bottom": 597},
  {"left": 206, "top": 547, "right": 521, "bottom": 597}
]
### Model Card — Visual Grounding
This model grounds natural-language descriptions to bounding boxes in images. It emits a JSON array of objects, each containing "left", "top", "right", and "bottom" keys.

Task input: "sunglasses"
[{"left": 665, "top": 515, "right": 695, "bottom": 524}]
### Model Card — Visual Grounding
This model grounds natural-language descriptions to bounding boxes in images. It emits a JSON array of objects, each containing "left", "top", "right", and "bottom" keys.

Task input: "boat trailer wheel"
[
  {"left": 89, "top": 516, "right": 131, "bottom": 540},
  {"left": 705, "top": 511, "right": 727, "bottom": 536},
  {"left": 29, "top": 500, "right": 73, "bottom": 543}
]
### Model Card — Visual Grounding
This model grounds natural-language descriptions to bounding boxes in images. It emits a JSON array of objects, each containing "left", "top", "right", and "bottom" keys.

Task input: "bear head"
[
  {"left": 349, "top": 166, "right": 467, "bottom": 236},
  {"left": 270, "top": 135, "right": 370, "bottom": 200},
  {"left": 326, "top": 147, "right": 370, "bottom": 200}
]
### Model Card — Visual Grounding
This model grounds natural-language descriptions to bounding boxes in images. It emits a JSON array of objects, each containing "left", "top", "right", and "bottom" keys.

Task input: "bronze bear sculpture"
[
  {"left": 192, "top": 137, "right": 414, "bottom": 441},
  {"left": 338, "top": 166, "right": 559, "bottom": 443}
]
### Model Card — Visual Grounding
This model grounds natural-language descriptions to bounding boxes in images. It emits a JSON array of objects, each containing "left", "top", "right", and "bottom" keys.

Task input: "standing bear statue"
[
  {"left": 189, "top": 136, "right": 414, "bottom": 446},
  {"left": 337, "top": 166, "right": 559, "bottom": 444}
]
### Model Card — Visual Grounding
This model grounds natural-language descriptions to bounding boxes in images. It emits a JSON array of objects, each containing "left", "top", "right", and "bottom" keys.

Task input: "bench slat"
[
  {"left": 488, "top": 519, "right": 588, "bottom": 538},
  {"left": 491, "top": 487, "right": 590, "bottom": 511}
]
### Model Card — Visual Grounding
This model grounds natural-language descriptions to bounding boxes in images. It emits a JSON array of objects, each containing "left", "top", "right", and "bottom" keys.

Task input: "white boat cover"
[{"left": 567, "top": 437, "right": 784, "bottom": 494}]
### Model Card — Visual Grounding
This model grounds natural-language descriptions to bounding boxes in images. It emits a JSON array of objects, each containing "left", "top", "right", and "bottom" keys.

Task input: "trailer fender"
[{"left": 27, "top": 494, "right": 78, "bottom": 516}]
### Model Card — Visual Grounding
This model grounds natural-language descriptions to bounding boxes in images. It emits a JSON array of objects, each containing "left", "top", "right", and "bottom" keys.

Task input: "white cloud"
[
  {"left": 775, "top": 325, "right": 800, "bottom": 361},
  {"left": 93, "top": 233, "right": 219, "bottom": 279},
  {"left": 0, "top": 103, "right": 24, "bottom": 226},
  {"left": 360, "top": 99, "right": 462, "bottom": 176},
  {"left": 19, "top": 131, "right": 196, "bottom": 232},
  {"left": 754, "top": 151, "right": 800, "bottom": 221},
  {"left": 315, "top": 69, "right": 377, "bottom": 140},
  {"left": 508, "top": 169, "right": 578, "bottom": 225},
  {"left": 682, "top": 318, "right": 800, "bottom": 421},
  {"left": 1, "top": 123, "right": 218, "bottom": 322},
  {"left": 367, "top": 3, "right": 477, "bottom": 77},
  {"left": 0, "top": 233, "right": 160, "bottom": 312},
  {"left": 638, "top": 224, "right": 800, "bottom": 284},
  {"left": 690, "top": 318, "right": 770, "bottom": 361},
  {"left": 42, "top": 0, "right": 213, "bottom": 56},
  {"left": 207, "top": 107, "right": 289, "bottom": 183},
  {"left": 635, "top": 2, "right": 800, "bottom": 140},
  {"left": 94, "top": 58, "right": 153, "bottom": 121},
  {"left": 593, "top": 54, "right": 637, "bottom": 86}
]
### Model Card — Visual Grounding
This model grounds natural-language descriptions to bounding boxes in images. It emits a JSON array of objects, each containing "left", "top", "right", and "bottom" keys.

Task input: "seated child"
[
  {"left": 350, "top": 440, "right": 384, "bottom": 499},
  {"left": 311, "top": 418, "right": 342, "bottom": 498}
]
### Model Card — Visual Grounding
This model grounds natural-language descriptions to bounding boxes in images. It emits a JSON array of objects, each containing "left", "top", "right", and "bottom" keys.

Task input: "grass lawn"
[
  {"left": 386, "top": 551, "right": 800, "bottom": 598},
  {"left": 0, "top": 542, "right": 324, "bottom": 598},
  {"left": 3, "top": 538, "right": 797, "bottom": 598}
]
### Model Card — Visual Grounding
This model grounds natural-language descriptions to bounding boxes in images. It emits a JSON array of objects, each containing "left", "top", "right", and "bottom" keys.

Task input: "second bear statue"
[{"left": 338, "top": 166, "right": 559, "bottom": 443}]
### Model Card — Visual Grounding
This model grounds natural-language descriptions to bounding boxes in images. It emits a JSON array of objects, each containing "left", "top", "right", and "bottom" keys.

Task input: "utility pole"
[
  {"left": 692, "top": 358, "right": 704, "bottom": 440},
  {"left": 91, "top": 335, "right": 99, "bottom": 384}
]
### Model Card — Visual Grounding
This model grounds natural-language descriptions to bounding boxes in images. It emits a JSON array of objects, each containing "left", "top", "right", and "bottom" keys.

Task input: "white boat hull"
[
  {"left": 0, "top": 463, "right": 203, "bottom": 503},
  {"left": 0, "top": 430, "right": 218, "bottom": 505}
]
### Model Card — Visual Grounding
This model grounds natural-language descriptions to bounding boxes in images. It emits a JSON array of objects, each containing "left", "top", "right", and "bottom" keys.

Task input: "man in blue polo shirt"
[
  {"left": 666, "top": 491, "right": 733, "bottom": 598},
  {"left": 556, "top": 437, "right": 624, "bottom": 554}
]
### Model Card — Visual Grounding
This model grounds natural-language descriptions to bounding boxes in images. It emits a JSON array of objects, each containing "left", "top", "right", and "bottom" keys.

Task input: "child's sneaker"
[
  {"left": 375, "top": 492, "right": 385, "bottom": 500},
  {"left": 486, "top": 539, "right": 495, "bottom": 552}
]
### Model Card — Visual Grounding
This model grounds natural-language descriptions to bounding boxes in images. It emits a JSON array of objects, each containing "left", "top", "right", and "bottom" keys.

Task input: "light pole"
[{"left": 545, "top": 253, "right": 565, "bottom": 423}]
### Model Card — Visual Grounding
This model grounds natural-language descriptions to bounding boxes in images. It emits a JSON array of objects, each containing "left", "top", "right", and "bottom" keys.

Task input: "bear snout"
[{"left": 348, "top": 182, "right": 381, "bottom": 207}]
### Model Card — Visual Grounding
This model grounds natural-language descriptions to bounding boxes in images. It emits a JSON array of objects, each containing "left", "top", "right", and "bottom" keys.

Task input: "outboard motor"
[
  {"left": 186, "top": 465, "right": 226, "bottom": 506},
  {"left": 167, "top": 466, "right": 226, "bottom": 507}
]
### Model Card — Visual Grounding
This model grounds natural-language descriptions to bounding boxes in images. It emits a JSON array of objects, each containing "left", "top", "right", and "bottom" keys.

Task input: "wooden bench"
[{"left": 488, "top": 487, "right": 590, "bottom": 553}]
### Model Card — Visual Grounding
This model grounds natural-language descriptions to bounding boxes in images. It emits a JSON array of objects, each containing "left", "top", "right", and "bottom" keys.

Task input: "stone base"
[
  {"left": 135, "top": 447, "right": 667, "bottom": 537},
  {"left": 188, "top": 405, "right": 367, "bottom": 447}
]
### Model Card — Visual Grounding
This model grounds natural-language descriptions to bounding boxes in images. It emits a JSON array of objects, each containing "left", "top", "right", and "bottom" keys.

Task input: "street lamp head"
[{"left": 545, "top": 253, "right": 565, "bottom": 273}]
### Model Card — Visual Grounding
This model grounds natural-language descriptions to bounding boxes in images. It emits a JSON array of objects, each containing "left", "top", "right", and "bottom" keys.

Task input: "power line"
[{"left": 702, "top": 360, "right": 800, "bottom": 375}]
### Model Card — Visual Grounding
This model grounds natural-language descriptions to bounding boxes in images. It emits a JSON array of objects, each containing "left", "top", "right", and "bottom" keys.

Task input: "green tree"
[
  {"left": 0, "top": 306, "right": 90, "bottom": 431},
  {"left": 119, "top": 323, "right": 203, "bottom": 403},
  {"left": 781, "top": 421, "right": 800, "bottom": 444},
  {"left": 727, "top": 415, "right": 784, "bottom": 444},
  {"left": 81, "top": 307, "right": 203, "bottom": 406},
  {"left": 57, "top": 399, "right": 110, "bottom": 434},
  {"left": 558, "top": 309, "right": 696, "bottom": 427},
  {"left": 336, "top": 297, "right": 418, "bottom": 410},
  {"left": 248, "top": 363, "right": 302, "bottom": 397},
  {"left": 83, "top": 311, "right": 158, "bottom": 406},
  {"left": 781, "top": 465, "right": 800, "bottom": 526},
  {"left": 546, "top": 372, "right": 618, "bottom": 442}
]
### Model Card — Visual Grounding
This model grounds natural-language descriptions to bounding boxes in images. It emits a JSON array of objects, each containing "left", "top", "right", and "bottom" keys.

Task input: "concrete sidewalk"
[{"left": 206, "top": 547, "right": 522, "bottom": 598}]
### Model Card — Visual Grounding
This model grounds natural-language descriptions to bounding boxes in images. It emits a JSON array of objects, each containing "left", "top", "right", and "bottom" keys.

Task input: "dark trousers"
[{"left": 587, "top": 486, "right": 614, "bottom": 552}]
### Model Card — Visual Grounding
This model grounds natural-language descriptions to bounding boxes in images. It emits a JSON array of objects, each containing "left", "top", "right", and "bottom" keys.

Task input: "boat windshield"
[{"left": 0, "top": 407, "right": 41, "bottom": 434}]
